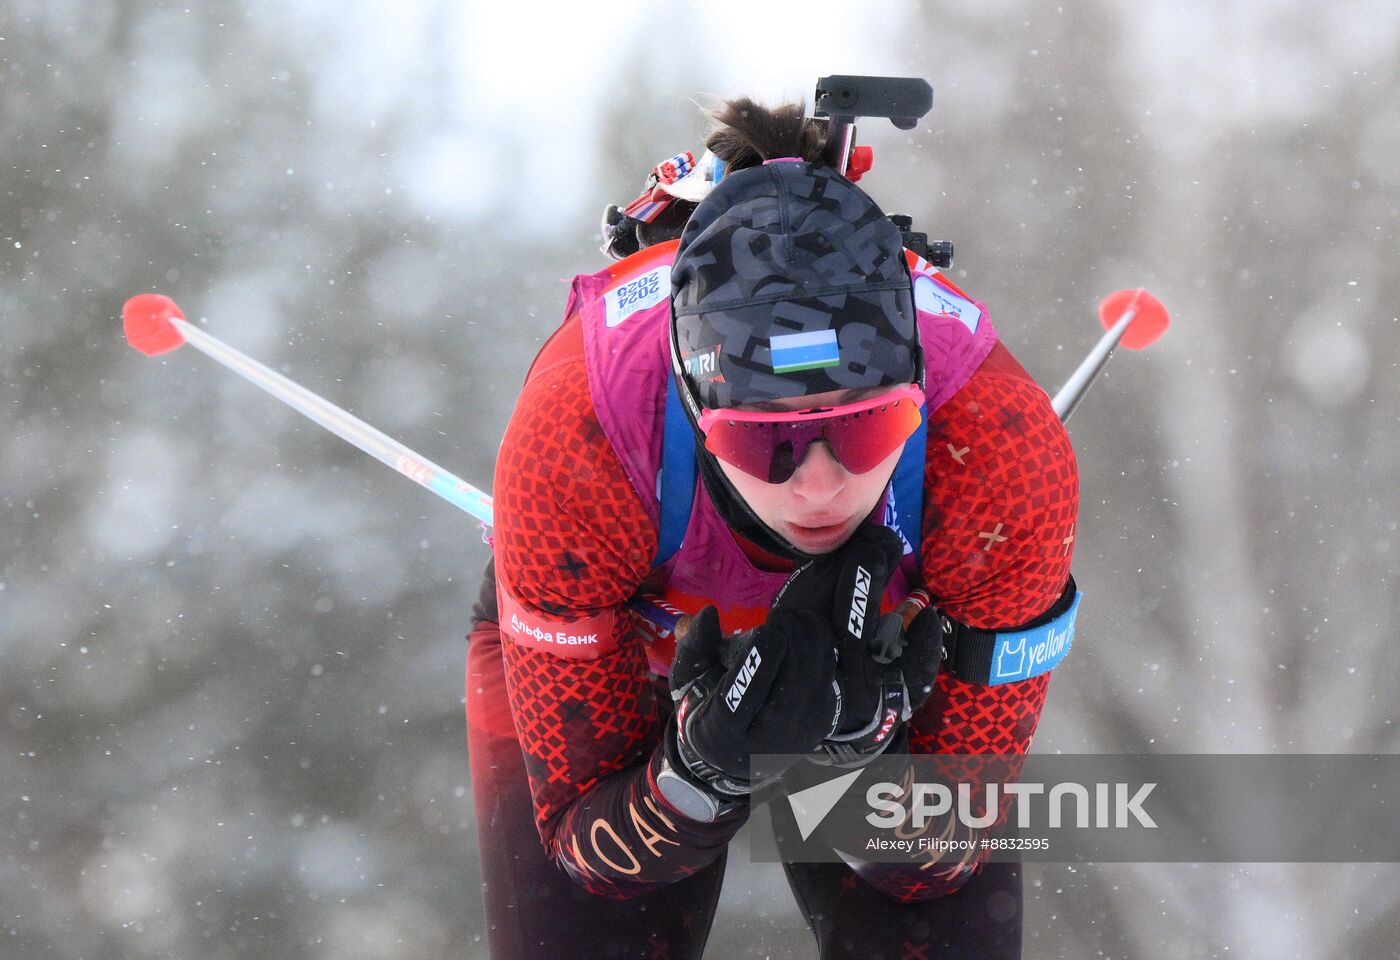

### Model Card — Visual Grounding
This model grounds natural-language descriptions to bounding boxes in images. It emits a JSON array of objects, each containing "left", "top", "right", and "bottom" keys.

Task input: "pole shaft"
[
  {"left": 171, "top": 316, "right": 494, "bottom": 525},
  {"left": 1051, "top": 299, "right": 1139, "bottom": 422}
]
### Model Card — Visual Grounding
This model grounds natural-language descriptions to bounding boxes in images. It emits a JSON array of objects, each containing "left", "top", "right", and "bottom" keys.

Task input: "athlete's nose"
[{"left": 788, "top": 440, "right": 847, "bottom": 500}]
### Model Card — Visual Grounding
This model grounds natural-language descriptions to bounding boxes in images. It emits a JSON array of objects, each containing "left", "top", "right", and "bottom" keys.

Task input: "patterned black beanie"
[{"left": 670, "top": 159, "right": 921, "bottom": 412}]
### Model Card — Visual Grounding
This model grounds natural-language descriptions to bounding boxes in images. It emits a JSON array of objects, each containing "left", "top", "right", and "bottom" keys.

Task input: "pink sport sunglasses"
[{"left": 695, "top": 384, "right": 926, "bottom": 484}]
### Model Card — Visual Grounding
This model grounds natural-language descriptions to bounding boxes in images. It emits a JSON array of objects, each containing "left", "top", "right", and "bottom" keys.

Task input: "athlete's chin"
[{"left": 784, "top": 516, "right": 861, "bottom": 554}]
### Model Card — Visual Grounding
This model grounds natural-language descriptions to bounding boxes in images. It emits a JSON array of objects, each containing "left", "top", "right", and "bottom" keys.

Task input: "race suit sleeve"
[
  {"left": 851, "top": 341, "right": 1080, "bottom": 902},
  {"left": 489, "top": 333, "right": 747, "bottom": 900}
]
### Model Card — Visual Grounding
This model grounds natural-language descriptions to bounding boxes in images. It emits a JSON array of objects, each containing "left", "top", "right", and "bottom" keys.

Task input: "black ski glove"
[
  {"left": 775, "top": 525, "right": 945, "bottom": 765},
  {"left": 668, "top": 605, "right": 842, "bottom": 798},
  {"left": 774, "top": 525, "right": 902, "bottom": 733}
]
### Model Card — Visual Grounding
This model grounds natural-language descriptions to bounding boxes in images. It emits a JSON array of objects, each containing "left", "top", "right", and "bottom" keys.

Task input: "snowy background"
[{"left": 3, "top": 1, "right": 1399, "bottom": 957}]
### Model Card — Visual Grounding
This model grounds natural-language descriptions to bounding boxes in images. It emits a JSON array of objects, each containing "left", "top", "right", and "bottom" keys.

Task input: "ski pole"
[
  {"left": 1051, "top": 288, "right": 1169, "bottom": 421},
  {"left": 119, "top": 295, "right": 702, "bottom": 646},
  {"left": 124, "top": 287, "right": 1167, "bottom": 526},
  {"left": 122, "top": 294, "right": 495, "bottom": 526},
  {"left": 122, "top": 288, "right": 1166, "bottom": 642}
]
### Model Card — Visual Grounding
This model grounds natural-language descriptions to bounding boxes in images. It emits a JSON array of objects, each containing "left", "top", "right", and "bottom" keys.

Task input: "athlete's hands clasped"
[
  {"left": 661, "top": 525, "right": 944, "bottom": 819},
  {"left": 774, "top": 525, "right": 943, "bottom": 766}
]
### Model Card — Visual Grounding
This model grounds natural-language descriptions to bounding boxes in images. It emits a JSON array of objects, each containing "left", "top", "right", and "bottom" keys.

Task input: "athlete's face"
[{"left": 714, "top": 386, "right": 908, "bottom": 555}]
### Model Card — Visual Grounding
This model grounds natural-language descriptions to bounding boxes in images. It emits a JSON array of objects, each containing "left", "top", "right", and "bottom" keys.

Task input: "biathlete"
[{"left": 465, "top": 97, "right": 1079, "bottom": 959}]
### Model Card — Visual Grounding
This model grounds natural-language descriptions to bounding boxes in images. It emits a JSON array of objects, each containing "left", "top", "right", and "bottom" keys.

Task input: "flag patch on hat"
[{"left": 769, "top": 330, "right": 840, "bottom": 373}]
